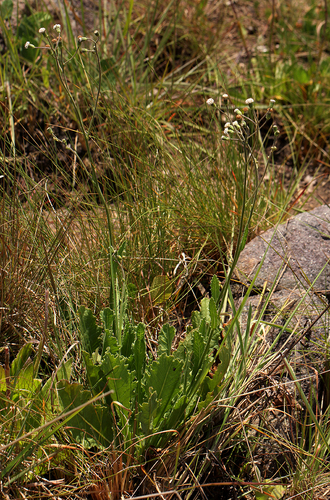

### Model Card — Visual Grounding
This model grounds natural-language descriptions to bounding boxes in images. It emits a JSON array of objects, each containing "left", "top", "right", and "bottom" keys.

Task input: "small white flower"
[
  {"left": 245, "top": 98, "right": 254, "bottom": 105},
  {"left": 222, "top": 93, "right": 229, "bottom": 99},
  {"left": 24, "top": 41, "right": 36, "bottom": 49},
  {"left": 39, "top": 27, "right": 46, "bottom": 33},
  {"left": 206, "top": 98, "right": 214, "bottom": 106},
  {"left": 53, "top": 24, "right": 61, "bottom": 32},
  {"left": 270, "top": 99, "right": 276, "bottom": 103}
]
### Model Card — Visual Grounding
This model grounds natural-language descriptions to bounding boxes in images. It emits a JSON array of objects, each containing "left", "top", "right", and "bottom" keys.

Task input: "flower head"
[
  {"left": 245, "top": 98, "right": 254, "bottom": 105},
  {"left": 222, "top": 93, "right": 229, "bottom": 99},
  {"left": 39, "top": 27, "right": 46, "bottom": 34},
  {"left": 206, "top": 98, "right": 214, "bottom": 106},
  {"left": 269, "top": 98, "right": 276, "bottom": 109},
  {"left": 53, "top": 24, "right": 61, "bottom": 33},
  {"left": 24, "top": 41, "right": 35, "bottom": 49}
]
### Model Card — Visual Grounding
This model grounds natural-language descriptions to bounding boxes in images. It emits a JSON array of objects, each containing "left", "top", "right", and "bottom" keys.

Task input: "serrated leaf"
[
  {"left": 158, "top": 324, "right": 175, "bottom": 356},
  {"left": 102, "top": 331, "right": 119, "bottom": 356},
  {"left": 121, "top": 323, "right": 136, "bottom": 358},
  {"left": 101, "top": 308, "right": 114, "bottom": 331},
  {"left": 79, "top": 306, "right": 102, "bottom": 356},
  {"left": 209, "top": 297, "right": 218, "bottom": 329},
  {"left": 211, "top": 275, "right": 221, "bottom": 304},
  {"left": 144, "top": 354, "right": 183, "bottom": 427},
  {"left": 200, "top": 297, "right": 211, "bottom": 324},
  {"left": 139, "top": 390, "right": 158, "bottom": 434},
  {"left": 82, "top": 351, "right": 106, "bottom": 396},
  {"left": 57, "top": 380, "right": 113, "bottom": 448},
  {"left": 191, "top": 310, "right": 201, "bottom": 330},
  {"left": 101, "top": 352, "right": 136, "bottom": 426},
  {"left": 150, "top": 275, "right": 172, "bottom": 304}
]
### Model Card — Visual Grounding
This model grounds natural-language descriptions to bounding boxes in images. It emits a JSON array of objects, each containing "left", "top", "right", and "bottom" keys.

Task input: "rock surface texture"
[
  {"left": 236, "top": 205, "right": 330, "bottom": 399},
  {"left": 237, "top": 205, "right": 330, "bottom": 293}
]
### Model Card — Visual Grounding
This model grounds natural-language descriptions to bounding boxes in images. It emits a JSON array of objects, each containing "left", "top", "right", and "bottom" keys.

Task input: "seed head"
[
  {"left": 206, "top": 98, "right": 214, "bottom": 106},
  {"left": 222, "top": 93, "right": 229, "bottom": 99},
  {"left": 245, "top": 98, "right": 254, "bottom": 105},
  {"left": 39, "top": 27, "right": 46, "bottom": 34}
]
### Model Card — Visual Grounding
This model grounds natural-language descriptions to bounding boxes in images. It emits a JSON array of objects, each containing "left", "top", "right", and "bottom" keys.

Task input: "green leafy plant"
[{"left": 61, "top": 274, "right": 230, "bottom": 457}]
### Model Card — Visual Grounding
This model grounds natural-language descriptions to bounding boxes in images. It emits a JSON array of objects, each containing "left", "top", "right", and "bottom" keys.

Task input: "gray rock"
[
  {"left": 237, "top": 205, "right": 330, "bottom": 293},
  {"left": 235, "top": 206, "right": 330, "bottom": 393}
]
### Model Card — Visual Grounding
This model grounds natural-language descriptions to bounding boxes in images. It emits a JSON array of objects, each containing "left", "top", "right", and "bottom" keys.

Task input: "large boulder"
[{"left": 237, "top": 205, "right": 330, "bottom": 294}]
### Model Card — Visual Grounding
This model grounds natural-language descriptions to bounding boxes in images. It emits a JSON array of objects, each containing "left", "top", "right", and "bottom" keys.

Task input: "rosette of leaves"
[{"left": 61, "top": 276, "right": 231, "bottom": 455}]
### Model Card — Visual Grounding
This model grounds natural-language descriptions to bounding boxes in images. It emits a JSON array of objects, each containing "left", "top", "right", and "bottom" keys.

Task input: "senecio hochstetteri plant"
[{"left": 206, "top": 94, "right": 279, "bottom": 270}]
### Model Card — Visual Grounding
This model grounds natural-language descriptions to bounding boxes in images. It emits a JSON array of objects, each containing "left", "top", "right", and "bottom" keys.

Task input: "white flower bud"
[{"left": 234, "top": 108, "right": 243, "bottom": 116}]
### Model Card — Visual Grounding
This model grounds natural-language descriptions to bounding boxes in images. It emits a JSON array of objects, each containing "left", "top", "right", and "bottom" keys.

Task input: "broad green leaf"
[
  {"left": 255, "top": 485, "right": 286, "bottom": 500},
  {"left": 158, "top": 324, "right": 175, "bottom": 356},
  {"left": 15, "top": 362, "right": 41, "bottom": 394},
  {"left": 209, "top": 297, "right": 218, "bottom": 329},
  {"left": 158, "top": 394, "right": 188, "bottom": 434},
  {"left": 101, "top": 308, "right": 114, "bottom": 331},
  {"left": 102, "top": 331, "right": 119, "bottom": 356},
  {"left": 121, "top": 323, "right": 136, "bottom": 358},
  {"left": 56, "top": 358, "right": 73, "bottom": 382},
  {"left": 191, "top": 310, "right": 201, "bottom": 330},
  {"left": 211, "top": 275, "right": 221, "bottom": 304},
  {"left": 139, "top": 390, "right": 158, "bottom": 434},
  {"left": 79, "top": 306, "right": 102, "bottom": 355},
  {"left": 200, "top": 297, "right": 211, "bottom": 324},
  {"left": 82, "top": 351, "right": 107, "bottom": 397},
  {"left": 144, "top": 354, "right": 183, "bottom": 427},
  {"left": 192, "top": 329, "right": 206, "bottom": 378},
  {"left": 10, "top": 343, "right": 33, "bottom": 377},
  {"left": 150, "top": 275, "right": 172, "bottom": 304},
  {"left": 57, "top": 380, "right": 113, "bottom": 448},
  {"left": 101, "top": 352, "right": 136, "bottom": 426}
]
